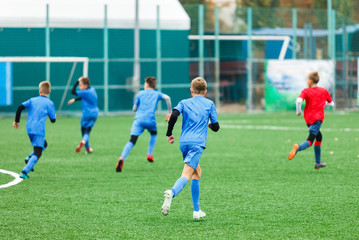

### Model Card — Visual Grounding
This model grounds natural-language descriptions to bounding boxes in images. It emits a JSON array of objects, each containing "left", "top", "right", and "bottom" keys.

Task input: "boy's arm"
[
  {"left": 71, "top": 81, "right": 79, "bottom": 95},
  {"left": 162, "top": 94, "right": 172, "bottom": 121},
  {"left": 13, "top": 104, "right": 25, "bottom": 128},
  {"left": 48, "top": 102, "right": 56, "bottom": 123},
  {"left": 296, "top": 97, "right": 303, "bottom": 116},
  {"left": 209, "top": 122, "right": 220, "bottom": 132},
  {"left": 326, "top": 100, "right": 334, "bottom": 107},
  {"left": 166, "top": 109, "right": 181, "bottom": 143}
]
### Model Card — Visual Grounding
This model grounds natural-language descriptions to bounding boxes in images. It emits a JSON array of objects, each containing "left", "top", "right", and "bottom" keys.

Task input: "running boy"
[
  {"left": 68, "top": 76, "right": 99, "bottom": 154},
  {"left": 288, "top": 72, "right": 334, "bottom": 169},
  {"left": 13, "top": 81, "right": 56, "bottom": 179},
  {"left": 115, "top": 76, "right": 172, "bottom": 172},
  {"left": 161, "top": 77, "right": 220, "bottom": 220}
]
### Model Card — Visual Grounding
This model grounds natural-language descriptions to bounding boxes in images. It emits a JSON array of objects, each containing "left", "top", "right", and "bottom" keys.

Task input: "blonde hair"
[
  {"left": 191, "top": 77, "right": 207, "bottom": 94},
  {"left": 39, "top": 81, "right": 51, "bottom": 95},
  {"left": 308, "top": 72, "right": 320, "bottom": 84}
]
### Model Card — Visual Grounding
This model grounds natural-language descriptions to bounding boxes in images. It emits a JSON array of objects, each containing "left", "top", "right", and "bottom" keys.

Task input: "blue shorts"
[
  {"left": 180, "top": 145, "right": 204, "bottom": 170},
  {"left": 130, "top": 120, "right": 157, "bottom": 136},
  {"left": 81, "top": 115, "right": 97, "bottom": 128},
  {"left": 308, "top": 121, "right": 322, "bottom": 136},
  {"left": 28, "top": 134, "right": 45, "bottom": 148}
]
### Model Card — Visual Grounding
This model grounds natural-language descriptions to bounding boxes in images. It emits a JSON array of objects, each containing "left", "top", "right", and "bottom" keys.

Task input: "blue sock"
[
  {"left": 147, "top": 134, "right": 157, "bottom": 155},
  {"left": 82, "top": 133, "right": 89, "bottom": 143},
  {"left": 314, "top": 142, "right": 321, "bottom": 164},
  {"left": 27, "top": 151, "right": 34, "bottom": 159},
  {"left": 171, "top": 176, "right": 188, "bottom": 198},
  {"left": 121, "top": 142, "right": 134, "bottom": 160},
  {"left": 191, "top": 179, "right": 200, "bottom": 212},
  {"left": 298, "top": 140, "right": 310, "bottom": 151},
  {"left": 22, "top": 155, "right": 38, "bottom": 174}
]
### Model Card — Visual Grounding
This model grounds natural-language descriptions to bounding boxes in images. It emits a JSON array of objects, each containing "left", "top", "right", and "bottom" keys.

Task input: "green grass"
[{"left": 0, "top": 112, "right": 358, "bottom": 239}]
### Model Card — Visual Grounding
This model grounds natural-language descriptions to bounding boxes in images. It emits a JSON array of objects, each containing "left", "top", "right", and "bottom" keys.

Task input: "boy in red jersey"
[{"left": 288, "top": 72, "right": 334, "bottom": 169}]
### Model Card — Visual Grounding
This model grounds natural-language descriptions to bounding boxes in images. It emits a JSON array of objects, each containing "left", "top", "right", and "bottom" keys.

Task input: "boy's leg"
[
  {"left": 191, "top": 165, "right": 201, "bottom": 212},
  {"left": 147, "top": 131, "right": 157, "bottom": 162},
  {"left": 192, "top": 165, "right": 206, "bottom": 220},
  {"left": 82, "top": 127, "right": 92, "bottom": 149},
  {"left": 76, "top": 127, "right": 86, "bottom": 152},
  {"left": 120, "top": 136, "right": 138, "bottom": 161},
  {"left": 289, "top": 121, "right": 321, "bottom": 160},
  {"left": 162, "top": 164, "right": 193, "bottom": 216},
  {"left": 314, "top": 131, "right": 326, "bottom": 169},
  {"left": 22, "top": 147, "right": 42, "bottom": 175}
]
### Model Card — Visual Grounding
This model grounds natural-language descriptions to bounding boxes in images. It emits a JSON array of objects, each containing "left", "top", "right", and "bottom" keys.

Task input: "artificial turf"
[{"left": 0, "top": 112, "right": 358, "bottom": 239}]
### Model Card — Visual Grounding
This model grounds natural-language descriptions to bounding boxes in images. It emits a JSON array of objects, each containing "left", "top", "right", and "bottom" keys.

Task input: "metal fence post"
[
  {"left": 292, "top": 8, "right": 297, "bottom": 59},
  {"left": 198, "top": 4, "right": 204, "bottom": 78},
  {"left": 156, "top": 5, "right": 162, "bottom": 111},
  {"left": 214, "top": 7, "right": 220, "bottom": 109},
  {"left": 327, "top": 0, "right": 332, "bottom": 59},
  {"left": 104, "top": 5, "right": 109, "bottom": 114},
  {"left": 46, "top": 4, "right": 50, "bottom": 83},
  {"left": 246, "top": 7, "right": 252, "bottom": 111}
]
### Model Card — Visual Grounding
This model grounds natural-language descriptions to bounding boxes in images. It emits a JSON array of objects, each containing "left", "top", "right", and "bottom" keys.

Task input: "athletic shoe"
[
  {"left": 315, "top": 162, "right": 327, "bottom": 170},
  {"left": 193, "top": 210, "right": 206, "bottom": 220},
  {"left": 76, "top": 141, "right": 85, "bottom": 153},
  {"left": 116, "top": 158, "right": 124, "bottom": 172},
  {"left": 24, "top": 159, "right": 34, "bottom": 172},
  {"left": 161, "top": 190, "right": 173, "bottom": 216},
  {"left": 85, "top": 148, "right": 93, "bottom": 154},
  {"left": 147, "top": 154, "right": 154, "bottom": 162},
  {"left": 288, "top": 144, "right": 299, "bottom": 160},
  {"left": 19, "top": 172, "right": 29, "bottom": 179}
]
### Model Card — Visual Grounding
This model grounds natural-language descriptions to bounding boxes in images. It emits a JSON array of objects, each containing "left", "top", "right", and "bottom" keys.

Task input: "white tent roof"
[{"left": 0, "top": 0, "right": 190, "bottom": 30}]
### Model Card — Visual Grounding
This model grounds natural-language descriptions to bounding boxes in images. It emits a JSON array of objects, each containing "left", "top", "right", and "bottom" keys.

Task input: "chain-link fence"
[{"left": 0, "top": 2, "right": 358, "bottom": 115}]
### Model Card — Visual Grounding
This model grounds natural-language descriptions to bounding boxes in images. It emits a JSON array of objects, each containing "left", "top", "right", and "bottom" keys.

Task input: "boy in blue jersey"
[
  {"left": 161, "top": 77, "right": 220, "bottom": 220},
  {"left": 116, "top": 77, "right": 172, "bottom": 172},
  {"left": 68, "top": 77, "right": 99, "bottom": 154},
  {"left": 13, "top": 81, "right": 56, "bottom": 179}
]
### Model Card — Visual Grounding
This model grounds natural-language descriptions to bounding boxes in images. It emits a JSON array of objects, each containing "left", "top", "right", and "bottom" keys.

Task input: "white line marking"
[
  {"left": 220, "top": 124, "right": 359, "bottom": 132},
  {"left": 158, "top": 122, "right": 359, "bottom": 132},
  {"left": 0, "top": 169, "right": 23, "bottom": 189}
]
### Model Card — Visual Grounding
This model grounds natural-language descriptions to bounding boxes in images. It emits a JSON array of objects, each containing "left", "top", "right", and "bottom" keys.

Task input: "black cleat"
[
  {"left": 315, "top": 162, "right": 327, "bottom": 170},
  {"left": 116, "top": 158, "right": 124, "bottom": 172}
]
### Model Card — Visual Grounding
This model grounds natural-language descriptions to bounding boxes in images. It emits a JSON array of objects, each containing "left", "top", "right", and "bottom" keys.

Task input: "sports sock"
[
  {"left": 298, "top": 140, "right": 311, "bottom": 151},
  {"left": 82, "top": 133, "right": 89, "bottom": 146},
  {"left": 120, "top": 142, "right": 134, "bottom": 161},
  {"left": 147, "top": 134, "right": 157, "bottom": 155},
  {"left": 314, "top": 141, "right": 321, "bottom": 164},
  {"left": 171, "top": 176, "right": 188, "bottom": 198},
  {"left": 191, "top": 179, "right": 200, "bottom": 212},
  {"left": 22, "top": 155, "right": 39, "bottom": 174},
  {"left": 27, "top": 151, "right": 34, "bottom": 159}
]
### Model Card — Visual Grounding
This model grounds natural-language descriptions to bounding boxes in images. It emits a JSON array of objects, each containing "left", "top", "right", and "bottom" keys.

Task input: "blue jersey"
[
  {"left": 174, "top": 96, "right": 218, "bottom": 148},
  {"left": 22, "top": 96, "right": 56, "bottom": 136},
  {"left": 76, "top": 87, "right": 99, "bottom": 118},
  {"left": 134, "top": 89, "right": 164, "bottom": 123}
]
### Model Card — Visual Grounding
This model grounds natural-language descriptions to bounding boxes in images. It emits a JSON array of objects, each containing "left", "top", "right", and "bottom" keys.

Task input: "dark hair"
[
  {"left": 145, "top": 77, "right": 156, "bottom": 89},
  {"left": 80, "top": 77, "right": 90, "bottom": 86},
  {"left": 308, "top": 72, "right": 320, "bottom": 83}
]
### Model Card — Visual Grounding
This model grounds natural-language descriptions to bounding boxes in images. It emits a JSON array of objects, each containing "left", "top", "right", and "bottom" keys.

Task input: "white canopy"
[{"left": 0, "top": 0, "right": 190, "bottom": 30}]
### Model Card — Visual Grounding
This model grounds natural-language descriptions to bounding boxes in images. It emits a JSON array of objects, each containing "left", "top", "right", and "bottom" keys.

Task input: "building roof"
[{"left": 0, "top": 0, "right": 190, "bottom": 30}]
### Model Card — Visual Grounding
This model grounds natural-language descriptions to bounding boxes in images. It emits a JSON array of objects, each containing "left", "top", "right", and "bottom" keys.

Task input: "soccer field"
[{"left": 1, "top": 112, "right": 358, "bottom": 239}]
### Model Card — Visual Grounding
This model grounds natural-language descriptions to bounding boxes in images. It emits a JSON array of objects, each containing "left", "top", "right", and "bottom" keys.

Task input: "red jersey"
[{"left": 298, "top": 86, "right": 333, "bottom": 125}]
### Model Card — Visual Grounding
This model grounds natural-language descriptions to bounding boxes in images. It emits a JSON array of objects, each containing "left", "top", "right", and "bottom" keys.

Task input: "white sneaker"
[
  {"left": 161, "top": 190, "right": 173, "bottom": 216},
  {"left": 193, "top": 210, "right": 206, "bottom": 220}
]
